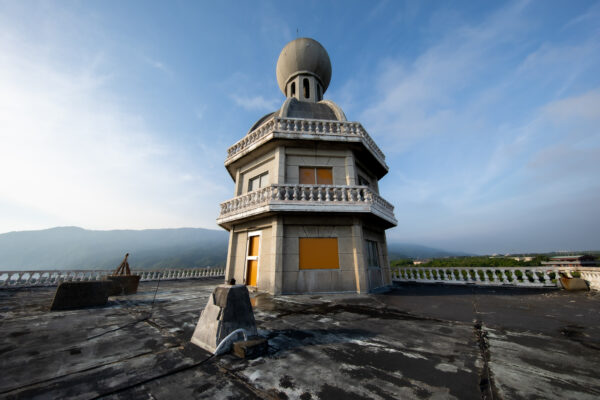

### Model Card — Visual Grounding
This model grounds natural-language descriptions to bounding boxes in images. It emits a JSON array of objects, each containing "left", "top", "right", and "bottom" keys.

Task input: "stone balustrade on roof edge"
[{"left": 225, "top": 116, "right": 388, "bottom": 171}]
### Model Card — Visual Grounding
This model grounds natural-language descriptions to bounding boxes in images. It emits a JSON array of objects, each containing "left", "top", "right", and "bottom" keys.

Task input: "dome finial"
[{"left": 276, "top": 38, "right": 332, "bottom": 102}]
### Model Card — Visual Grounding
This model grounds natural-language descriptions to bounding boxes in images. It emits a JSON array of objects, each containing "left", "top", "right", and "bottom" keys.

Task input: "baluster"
[
  {"left": 309, "top": 186, "right": 314, "bottom": 201},
  {"left": 317, "top": 186, "right": 323, "bottom": 201},
  {"left": 300, "top": 186, "right": 307, "bottom": 200},
  {"left": 332, "top": 187, "right": 338, "bottom": 202},
  {"left": 325, "top": 187, "right": 331, "bottom": 201}
]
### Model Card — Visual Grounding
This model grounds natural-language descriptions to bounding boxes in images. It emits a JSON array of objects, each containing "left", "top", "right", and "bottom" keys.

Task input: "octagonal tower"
[{"left": 218, "top": 38, "right": 397, "bottom": 294}]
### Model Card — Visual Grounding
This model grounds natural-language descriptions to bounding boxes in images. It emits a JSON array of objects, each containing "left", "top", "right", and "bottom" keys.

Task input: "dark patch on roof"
[
  {"left": 248, "top": 111, "right": 276, "bottom": 133},
  {"left": 285, "top": 99, "right": 338, "bottom": 120}
]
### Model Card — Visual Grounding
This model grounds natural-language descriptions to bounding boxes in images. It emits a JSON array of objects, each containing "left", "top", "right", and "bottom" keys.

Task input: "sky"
[{"left": 0, "top": 0, "right": 599, "bottom": 254}]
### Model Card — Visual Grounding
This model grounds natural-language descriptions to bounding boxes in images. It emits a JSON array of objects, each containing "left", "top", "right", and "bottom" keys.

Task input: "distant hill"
[
  {"left": 0, "top": 226, "right": 469, "bottom": 270},
  {"left": 387, "top": 242, "right": 471, "bottom": 260},
  {"left": 0, "top": 227, "right": 228, "bottom": 270}
]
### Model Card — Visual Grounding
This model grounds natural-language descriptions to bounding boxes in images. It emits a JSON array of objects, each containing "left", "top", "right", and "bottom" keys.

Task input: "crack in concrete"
[
  {"left": 474, "top": 320, "right": 497, "bottom": 400},
  {"left": 217, "top": 365, "right": 282, "bottom": 400}
]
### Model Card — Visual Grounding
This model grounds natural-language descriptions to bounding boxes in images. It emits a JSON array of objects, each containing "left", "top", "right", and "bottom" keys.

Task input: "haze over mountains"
[{"left": 0, "top": 227, "right": 468, "bottom": 270}]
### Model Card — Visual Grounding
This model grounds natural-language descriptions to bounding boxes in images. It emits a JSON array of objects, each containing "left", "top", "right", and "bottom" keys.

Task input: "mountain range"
[{"left": 0, "top": 226, "right": 468, "bottom": 270}]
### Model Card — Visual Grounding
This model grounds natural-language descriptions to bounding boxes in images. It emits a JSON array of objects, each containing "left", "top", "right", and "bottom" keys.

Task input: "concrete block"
[
  {"left": 283, "top": 253, "right": 299, "bottom": 271},
  {"left": 106, "top": 275, "right": 140, "bottom": 295},
  {"left": 283, "top": 236, "right": 299, "bottom": 254},
  {"left": 338, "top": 238, "right": 355, "bottom": 254},
  {"left": 50, "top": 281, "right": 112, "bottom": 311},
  {"left": 283, "top": 271, "right": 298, "bottom": 292},
  {"left": 190, "top": 284, "right": 258, "bottom": 354},
  {"left": 298, "top": 226, "right": 318, "bottom": 237},
  {"left": 341, "top": 270, "right": 357, "bottom": 291},
  {"left": 560, "top": 277, "right": 589, "bottom": 291},
  {"left": 317, "top": 225, "right": 335, "bottom": 237}
]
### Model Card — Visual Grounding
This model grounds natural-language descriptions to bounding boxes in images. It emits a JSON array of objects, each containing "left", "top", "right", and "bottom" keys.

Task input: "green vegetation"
[
  {"left": 391, "top": 255, "right": 549, "bottom": 269},
  {"left": 390, "top": 259, "right": 414, "bottom": 267}
]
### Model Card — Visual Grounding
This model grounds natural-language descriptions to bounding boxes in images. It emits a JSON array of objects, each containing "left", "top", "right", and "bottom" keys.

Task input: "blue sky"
[{"left": 1, "top": 0, "right": 599, "bottom": 254}]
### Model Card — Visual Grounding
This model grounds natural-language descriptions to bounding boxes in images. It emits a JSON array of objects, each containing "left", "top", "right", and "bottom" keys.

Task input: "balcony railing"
[
  {"left": 217, "top": 184, "right": 397, "bottom": 226},
  {"left": 392, "top": 266, "right": 600, "bottom": 290},
  {"left": 225, "top": 116, "right": 387, "bottom": 169},
  {"left": 0, "top": 268, "right": 225, "bottom": 288}
]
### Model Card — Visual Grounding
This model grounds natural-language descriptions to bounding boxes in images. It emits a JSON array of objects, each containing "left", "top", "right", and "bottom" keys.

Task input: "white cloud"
[
  {"left": 230, "top": 94, "right": 279, "bottom": 112},
  {"left": 0, "top": 19, "right": 229, "bottom": 233},
  {"left": 363, "top": 2, "right": 600, "bottom": 252},
  {"left": 144, "top": 57, "right": 171, "bottom": 75}
]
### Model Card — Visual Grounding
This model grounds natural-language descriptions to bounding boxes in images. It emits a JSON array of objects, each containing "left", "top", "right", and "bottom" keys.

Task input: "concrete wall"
[
  {"left": 226, "top": 217, "right": 274, "bottom": 289},
  {"left": 236, "top": 150, "right": 276, "bottom": 196},
  {"left": 281, "top": 215, "right": 358, "bottom": 294}
]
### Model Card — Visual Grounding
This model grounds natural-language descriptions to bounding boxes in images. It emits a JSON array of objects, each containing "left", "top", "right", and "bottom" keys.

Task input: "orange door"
[
  {"left": 246, "top": 260, "right": 258, "bottom": 286},
  {"left": 246, "top": 235, "right": 260, "bottom": 286}
]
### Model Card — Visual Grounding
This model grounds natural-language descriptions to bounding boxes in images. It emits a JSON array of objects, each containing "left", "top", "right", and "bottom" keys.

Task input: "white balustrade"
[
  {"left": 577, "top": 268, "right": 600, "bottom": 291},
  {"left": 390, "top": 266, "right": 600, "bottom": 290},
  {"left": 0, "top": 268, "right": 225, "bottom": 289},
  {"left": 226, "top": 116, "right": 386, "bottom": 167},
  {"left": 218, "top": 184, "right": 396, "bottom": 224}
]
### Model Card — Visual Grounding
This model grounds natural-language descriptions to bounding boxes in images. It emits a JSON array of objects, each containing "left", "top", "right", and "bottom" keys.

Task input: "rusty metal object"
[
  {"left": 113, "top": 253, "right": 131, "bottom": 276},
  {"left": 232, "top": 336, "right": 268, "bottom": 359},
  {"left": 560, "top": 277, "right": 589, "bottom": 291},
  {"left": 50, "top": 281, "right": 112, "bottom": 310},
  {"left": 106, "top": 253, "right": 140, "bottom": 295}
]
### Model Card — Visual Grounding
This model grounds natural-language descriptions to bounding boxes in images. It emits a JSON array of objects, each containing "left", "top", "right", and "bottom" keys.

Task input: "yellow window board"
[
  {"left": 316, "top": 168, "right": 333, "bottom": 185},
  {"left": 299, "top": 167, "right": 315, "bottom": 184},
  {"left": 299, "top": 238, "right": 339, "bottom": 270}
]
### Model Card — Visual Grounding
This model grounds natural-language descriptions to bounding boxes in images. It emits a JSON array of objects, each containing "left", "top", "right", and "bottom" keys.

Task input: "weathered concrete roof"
[{"left": 1, "top": 280, "right": 600, "bottom": 399}]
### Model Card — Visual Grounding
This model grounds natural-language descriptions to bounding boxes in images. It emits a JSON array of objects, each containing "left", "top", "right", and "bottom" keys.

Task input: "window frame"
[
  {"left": 299, "top": 166, "right": 333, "bottom": 185},
  {"left": 248, "top": 172, "right": 269, "bottom": 192},
  {"left": 366, "top": 240, "right": 380, "bottom": 269}
]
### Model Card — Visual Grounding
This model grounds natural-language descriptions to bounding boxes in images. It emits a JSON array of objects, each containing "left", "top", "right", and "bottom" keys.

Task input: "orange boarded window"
[
  {"left": 299, "top": 167, "right": 333, "bottom": 185},
  {"left": 299, "top": 238, "right": 339, "bottom": 270}
]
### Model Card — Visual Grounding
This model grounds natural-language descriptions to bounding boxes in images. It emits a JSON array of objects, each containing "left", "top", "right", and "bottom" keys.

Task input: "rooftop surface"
[{"left": 1, "top": 279, "right": 599, "bottom": 399}]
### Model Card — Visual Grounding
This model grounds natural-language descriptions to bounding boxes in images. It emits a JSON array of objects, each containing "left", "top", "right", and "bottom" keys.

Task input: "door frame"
[
  {"left": 243, "top": 230, "right": 262, "bottom": 287},
  {"left": 365, "top": 239, "right": 384, "bottom": 291}
]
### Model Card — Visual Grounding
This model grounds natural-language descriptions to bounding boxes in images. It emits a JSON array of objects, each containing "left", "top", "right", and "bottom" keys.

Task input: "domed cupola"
[{"left": 276, "top": 38, "right": 332, "bottom": 103}]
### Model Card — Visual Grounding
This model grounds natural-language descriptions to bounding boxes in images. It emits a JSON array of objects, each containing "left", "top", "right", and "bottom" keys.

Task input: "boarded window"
[
  {"left": 366, "top": 240, "right": 380, "bottom": 268},
  {"left": 246, "top": 234, "right": 260, "bottom": 286},
  {"left": 299, "top": 238, "right": 339, "bottom": 270},
  {"left": 248, "top": 172, "right": 268, "bottom": 192},
  {"left": 299, "top": 167, "right": 333, "bottom": 185}
]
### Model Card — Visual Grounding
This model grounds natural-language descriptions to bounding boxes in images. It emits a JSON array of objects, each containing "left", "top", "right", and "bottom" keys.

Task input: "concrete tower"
[{"left": 218, "top": 38, "right": 397, "bottom": 294}]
